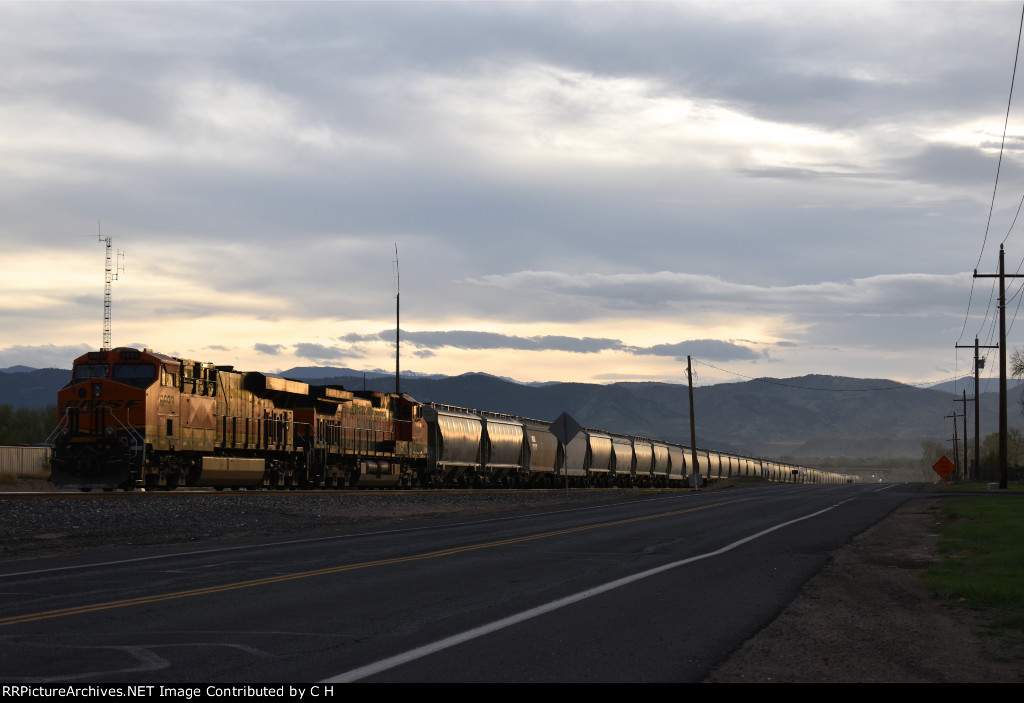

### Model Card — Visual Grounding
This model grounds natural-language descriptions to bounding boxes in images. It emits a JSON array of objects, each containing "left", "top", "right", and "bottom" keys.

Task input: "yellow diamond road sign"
[{"left": 932, "top": 455, "right": 956, "bottom": 479}]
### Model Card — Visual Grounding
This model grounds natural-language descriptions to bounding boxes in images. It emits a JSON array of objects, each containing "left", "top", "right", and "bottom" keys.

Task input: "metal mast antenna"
[
  {"left": 394, "top": 244, "right": 400, "bottom": 396},
  {"left": 98, "top": 224, "right": 124, "bottom": 351}
]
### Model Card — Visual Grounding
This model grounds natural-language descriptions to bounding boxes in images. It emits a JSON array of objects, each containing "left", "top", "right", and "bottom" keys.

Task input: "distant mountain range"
[
  {"left": 0, "top": 365, "right": 38, "bottom": 374},
  {"left": 6, "top": 364, "right": 1017, "bottom": 459}
]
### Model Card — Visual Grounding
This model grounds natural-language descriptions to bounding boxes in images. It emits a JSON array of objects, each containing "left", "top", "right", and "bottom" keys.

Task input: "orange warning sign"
[{"left": 932, "top": 456, "right": 956, "bottom": 479}]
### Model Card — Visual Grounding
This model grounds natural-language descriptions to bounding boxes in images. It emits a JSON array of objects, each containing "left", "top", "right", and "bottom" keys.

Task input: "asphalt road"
[{"left": 0, "top": 482, "right": 919, "bottom": 682}]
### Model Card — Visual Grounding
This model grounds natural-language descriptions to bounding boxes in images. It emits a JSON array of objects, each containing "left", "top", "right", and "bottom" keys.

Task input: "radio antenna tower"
[
  {"left": 98, "top": 223, "right": 124, "bottom": 351},
  {"left": 393, "top": 243, "right": 400, "bottom": 396}
]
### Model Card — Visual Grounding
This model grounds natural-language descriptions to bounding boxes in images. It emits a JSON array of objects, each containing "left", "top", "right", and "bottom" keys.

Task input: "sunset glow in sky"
[{"left": 3, "top": 2, "right": 1023, "bottom": 390}]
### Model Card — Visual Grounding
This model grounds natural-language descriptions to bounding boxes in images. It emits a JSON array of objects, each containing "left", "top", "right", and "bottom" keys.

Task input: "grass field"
[{"left": 925, "top": 493, "right": 1024, "bottom": 663}]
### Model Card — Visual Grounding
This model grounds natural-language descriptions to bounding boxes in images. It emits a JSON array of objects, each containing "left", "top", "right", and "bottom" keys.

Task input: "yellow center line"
[{"left": 1, "top": 498, "right": 746, "bottom": 627}]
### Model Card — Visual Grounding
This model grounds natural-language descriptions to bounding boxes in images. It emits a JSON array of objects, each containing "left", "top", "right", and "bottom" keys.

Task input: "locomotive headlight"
[
  {"left": 92, "top": 383, "right": 102, "bottom": 398},
  {"left": 104, "top": 426, "right": 115, "bottom": 438}
]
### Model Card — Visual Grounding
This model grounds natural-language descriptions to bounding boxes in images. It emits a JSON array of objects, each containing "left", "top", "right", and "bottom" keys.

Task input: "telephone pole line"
[
  {"left": 687, "top": 356, "right": 699, "bottom": 486},
  {"left": 952, "top": 390, "right": 969, "bottom": 480},
  {"left": 945, "top": 410, "right": 962, "bottom": 480},
  {"left": 973, "top": 244, "right": 1022, "bottom": 489},
  {"left": 955, "top": 337, "right": 996, "bottom": 480}
]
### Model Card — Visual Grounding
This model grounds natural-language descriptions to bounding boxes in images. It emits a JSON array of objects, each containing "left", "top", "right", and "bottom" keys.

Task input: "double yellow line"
[{"left": 2, "top": 498, "right": 744, "bottom": 627}]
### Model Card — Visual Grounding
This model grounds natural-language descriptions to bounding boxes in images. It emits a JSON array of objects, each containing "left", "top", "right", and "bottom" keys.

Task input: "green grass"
[{"left": 925, "top": 496, "right": 1024, "bottom": 660}]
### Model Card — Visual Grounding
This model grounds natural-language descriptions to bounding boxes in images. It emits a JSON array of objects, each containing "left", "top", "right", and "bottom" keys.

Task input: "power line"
[
  {"left": 959, "top": 3, "right": 1024, "bottom": 347},
  {"left": 988, "top": 3, "right": 1024, "bottom": 254}
]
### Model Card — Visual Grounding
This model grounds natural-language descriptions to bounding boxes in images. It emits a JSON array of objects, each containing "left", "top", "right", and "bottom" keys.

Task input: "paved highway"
[{"left": 0, "top": 483, "right": 918, "bottom": 682}]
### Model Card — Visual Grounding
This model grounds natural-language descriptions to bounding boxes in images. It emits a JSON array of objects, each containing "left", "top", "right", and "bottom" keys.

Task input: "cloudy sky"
[{"left": 3, "top": 1, "right": 1024, "bottom": 388}]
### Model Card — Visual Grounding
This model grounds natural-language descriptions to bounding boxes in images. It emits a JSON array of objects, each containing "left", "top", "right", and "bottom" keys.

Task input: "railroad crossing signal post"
[{"left": 550, "top": 412, "right": 583, "bottom": 501}]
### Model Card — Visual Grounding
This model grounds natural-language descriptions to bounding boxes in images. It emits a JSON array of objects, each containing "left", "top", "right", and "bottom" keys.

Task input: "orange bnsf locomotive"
[{"left": 50, "top": 348, "right": 428, "bottom": 490}]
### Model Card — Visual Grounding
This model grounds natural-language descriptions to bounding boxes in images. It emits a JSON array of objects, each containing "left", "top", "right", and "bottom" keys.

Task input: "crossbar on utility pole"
[
  {"left": 952, "top": 390, "right": 970, "bottom": 480},
  {"left": 956, "top": 337, "right": 996, "bottom": 481}
]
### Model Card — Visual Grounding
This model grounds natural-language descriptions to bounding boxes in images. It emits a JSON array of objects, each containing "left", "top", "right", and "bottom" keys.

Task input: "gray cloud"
[
  {"left": 893, "top": 143, "right": 1015, "bottom": 187},
  {"left": 399, "top": 330, "right": 624, "bottom": 354},
  {"left": 254, "top": 343, "right": 285, "bottom": 355},
  {"left": 333, "top": 327, "right": 766, "bottom": 364},
  {"left": 0, "top": 2, "right": 1010, "bottom": 383},
  {"left": 464, "top": 270, "right": 969, "bottom": 320},
  {"left": 630, "top": 340, "right": 765, "bottom": 362},
  {"left": 293, "top": 343, "right": 365, "bottom": 362},
  {"left": 738, "top": 166, "right": 871, "bottom": 180},
  {"left": 340, "top": 333, "right": 379, "bottom": 344}
]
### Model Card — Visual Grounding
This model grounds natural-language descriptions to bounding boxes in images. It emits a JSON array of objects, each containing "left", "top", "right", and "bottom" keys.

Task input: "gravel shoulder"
[
  {"left": 705, "top": 496, "right": 1023, "bottom": 682},
  {"left": 2, "top": 481, "right": 1018, "bottom": 682}
]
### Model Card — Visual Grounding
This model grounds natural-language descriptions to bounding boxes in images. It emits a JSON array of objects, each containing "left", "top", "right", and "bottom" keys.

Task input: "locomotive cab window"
[
  {"left": 113, "top": 363, "right": 156, "bottom": 387},
  {"left": 73, "top": 364, "right": 109, "bottom": 380}
]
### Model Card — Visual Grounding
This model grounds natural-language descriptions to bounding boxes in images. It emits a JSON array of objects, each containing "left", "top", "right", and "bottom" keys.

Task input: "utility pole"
[
  {"left": 973, "top": 244, "right": 1022, "bottom": 489},
  {"left": 945, "top": 410, "right": 962, "bottom": 480},
  {"left": 686, "top": 356, "right": 699, "bottom": 486},
  {"left": 953, "top": 391, "right": 971, "bottom": 480},
  {"left": 963, "top": 389, "right": 969, "bottom": 481},
  {"left": 956, "top": 337, "right": 996, "bottom": 480}
]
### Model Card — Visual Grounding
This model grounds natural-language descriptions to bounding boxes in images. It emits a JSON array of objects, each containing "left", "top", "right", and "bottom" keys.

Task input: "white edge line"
[
  {"left": 321, "top": 500, "right": 849, "bottom": 683},
  {"left": 873, "top": 483, "right": 902, "bottom": 492}
]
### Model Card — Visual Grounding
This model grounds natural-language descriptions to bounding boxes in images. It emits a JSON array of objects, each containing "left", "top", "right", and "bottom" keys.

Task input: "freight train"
[{"left": 48, "top": 347, "right": 853, "bottom": 491}]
